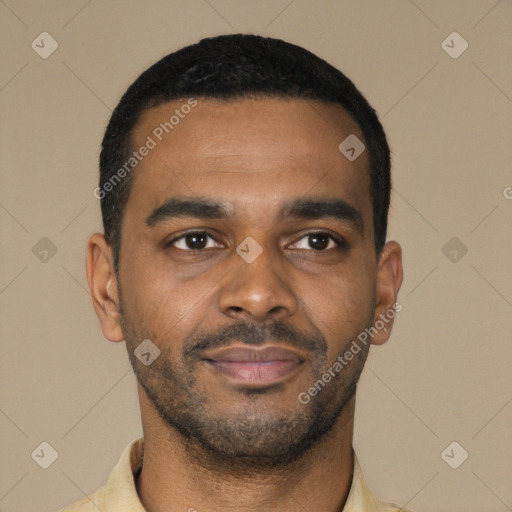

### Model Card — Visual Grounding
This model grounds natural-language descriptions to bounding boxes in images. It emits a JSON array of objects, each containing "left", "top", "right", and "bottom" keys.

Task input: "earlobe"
[
  {"left": 371, "top": 241, "right": 403, "bottom": 346},
  {"left": 86, "top": 233, "right": 124, "bottom": 343}
]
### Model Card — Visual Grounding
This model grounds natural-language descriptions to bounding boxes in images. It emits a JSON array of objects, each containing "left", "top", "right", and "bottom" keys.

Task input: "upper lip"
[{"left": 202, "top": 344, "right": 305, "bottom": 363}]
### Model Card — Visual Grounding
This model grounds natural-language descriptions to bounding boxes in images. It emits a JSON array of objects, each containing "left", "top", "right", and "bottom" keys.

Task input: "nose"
[{"left": 218, "top": 242, "right": 298, "bottom": 324}]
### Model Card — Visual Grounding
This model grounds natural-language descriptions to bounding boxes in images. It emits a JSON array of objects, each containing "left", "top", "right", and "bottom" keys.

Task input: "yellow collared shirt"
[{"left": 58, "top": 437, "right": 411, "bottom": 512}]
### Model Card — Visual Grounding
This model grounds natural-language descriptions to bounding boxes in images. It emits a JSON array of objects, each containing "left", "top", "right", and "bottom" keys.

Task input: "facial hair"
[{"left": 119, "top": 287, "right": 373, "bottom": 470}]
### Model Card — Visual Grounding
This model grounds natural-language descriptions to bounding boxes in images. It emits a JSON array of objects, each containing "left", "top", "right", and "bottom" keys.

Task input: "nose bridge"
[{"left": 218, "top": 236, "right": 298, "bottom": 322}]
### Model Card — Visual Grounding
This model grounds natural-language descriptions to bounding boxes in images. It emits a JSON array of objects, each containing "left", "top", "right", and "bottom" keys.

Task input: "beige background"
[{"left": 1, "top": 1, "right": 511, "bottom": 511}]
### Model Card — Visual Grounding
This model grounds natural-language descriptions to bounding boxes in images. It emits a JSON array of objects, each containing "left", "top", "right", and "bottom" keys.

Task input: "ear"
[
  {"left": 370, "top": 241, "right": 403, "bottom": 346},
  {"left": 86, "top": 233, "right": 124, "bottom": 343}
]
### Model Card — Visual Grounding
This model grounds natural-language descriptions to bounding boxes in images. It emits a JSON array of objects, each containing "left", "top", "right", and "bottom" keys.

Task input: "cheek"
[
  {"left": 120, "top": 256, "right": 220, "bottom": 356},
  {"left": 297, "top": 261, "right": 376, "bottom": 357}
]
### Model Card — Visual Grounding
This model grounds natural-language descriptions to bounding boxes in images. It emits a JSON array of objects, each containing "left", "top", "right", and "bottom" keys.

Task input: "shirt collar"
[{"left": 102, "top": 437, "right": 386, "bottom": 512}]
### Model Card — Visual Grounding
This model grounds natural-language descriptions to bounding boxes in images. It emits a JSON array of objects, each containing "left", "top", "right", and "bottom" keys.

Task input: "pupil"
[
  {"left": 309, "top": 233, "right": 328, "bottom": 250},
  {"left": 187, "top": 233, "right": 206, "bottom": 249}
]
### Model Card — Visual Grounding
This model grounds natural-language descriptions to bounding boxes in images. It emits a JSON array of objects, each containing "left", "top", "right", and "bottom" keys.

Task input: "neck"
[{"left": 135, "top": 390, "right": 356, "bottom": 512}]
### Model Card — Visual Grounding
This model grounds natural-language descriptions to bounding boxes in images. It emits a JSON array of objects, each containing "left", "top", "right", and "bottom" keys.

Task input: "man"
[{"left": 61, "top": 33, "right": 405, "bottom": 511}]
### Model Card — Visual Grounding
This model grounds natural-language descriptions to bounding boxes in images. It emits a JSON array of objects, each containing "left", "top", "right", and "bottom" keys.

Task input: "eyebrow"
[{"left": 145, "top": 196, "right": 363, "bottom": 233}]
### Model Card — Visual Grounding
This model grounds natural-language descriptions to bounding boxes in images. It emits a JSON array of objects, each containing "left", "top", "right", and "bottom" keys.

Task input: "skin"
[{"left": 86, "top": 97, "right": 403, "bottom": 512}]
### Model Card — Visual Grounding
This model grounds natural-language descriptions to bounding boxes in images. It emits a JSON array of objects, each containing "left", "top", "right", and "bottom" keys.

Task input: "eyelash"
[{"left": 165, "top": 230, "right": 346, "bottom": 252}]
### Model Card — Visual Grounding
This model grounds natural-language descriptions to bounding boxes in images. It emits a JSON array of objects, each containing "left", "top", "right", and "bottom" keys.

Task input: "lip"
[{"left": 202, "top": 344, "right": 305, "bottom": 387}]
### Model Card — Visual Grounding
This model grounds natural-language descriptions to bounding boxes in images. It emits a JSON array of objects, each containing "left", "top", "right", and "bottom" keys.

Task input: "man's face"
[{"left": 116, "top": 97, "right": 379, "bottom": 464}]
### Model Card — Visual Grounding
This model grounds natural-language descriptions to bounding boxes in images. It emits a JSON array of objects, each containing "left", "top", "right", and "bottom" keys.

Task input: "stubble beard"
[{"left": 119, "top": 289, "right": 371, "bottom": 470}]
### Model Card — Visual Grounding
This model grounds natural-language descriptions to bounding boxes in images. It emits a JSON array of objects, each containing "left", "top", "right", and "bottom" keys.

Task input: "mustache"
[{"left": 183, "top": 321, "right": 327, "bottom": 360}]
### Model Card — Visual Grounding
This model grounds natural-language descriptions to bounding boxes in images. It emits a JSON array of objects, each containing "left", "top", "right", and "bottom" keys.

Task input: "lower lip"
[{"left": 206, "top": 360, "right": 302, "bottom": 386}]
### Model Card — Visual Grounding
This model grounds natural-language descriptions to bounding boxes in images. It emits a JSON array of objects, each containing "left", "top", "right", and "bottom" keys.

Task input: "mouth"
[{"left": 201, "top": 344, "right": 306, "bottom": 388}]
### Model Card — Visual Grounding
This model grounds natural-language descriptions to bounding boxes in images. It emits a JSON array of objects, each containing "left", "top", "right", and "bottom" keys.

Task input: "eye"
[
  {"left": 166, "top": 230, "right": 344, "bottom": 253},
  {"left": 289, "top": 231, "right": 343, "bottom": 251},
  {"left": 168, "top": 231, "right": 222, "bottom": 251}
]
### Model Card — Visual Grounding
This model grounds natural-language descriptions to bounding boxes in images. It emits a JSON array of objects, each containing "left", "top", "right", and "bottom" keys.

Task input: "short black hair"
[{"left": 99, "top": 34, "right": 391, "bottom": 273}]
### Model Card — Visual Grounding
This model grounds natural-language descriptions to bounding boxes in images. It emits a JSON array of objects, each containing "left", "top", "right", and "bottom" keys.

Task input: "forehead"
[{"left": 126, "top": 97, "right": 371, "bottom": 223}]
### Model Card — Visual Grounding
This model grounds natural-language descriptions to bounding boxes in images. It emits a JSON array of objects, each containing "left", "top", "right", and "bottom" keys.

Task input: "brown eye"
[
  {"left": 290, "top": 231, "right": 342, "bottom": 251},
  {"left": 307, "top": 233, "right": 330, "bottom": 250},
  {"left": 168, "top": 232, "right": 220, "bottom": 251}
]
